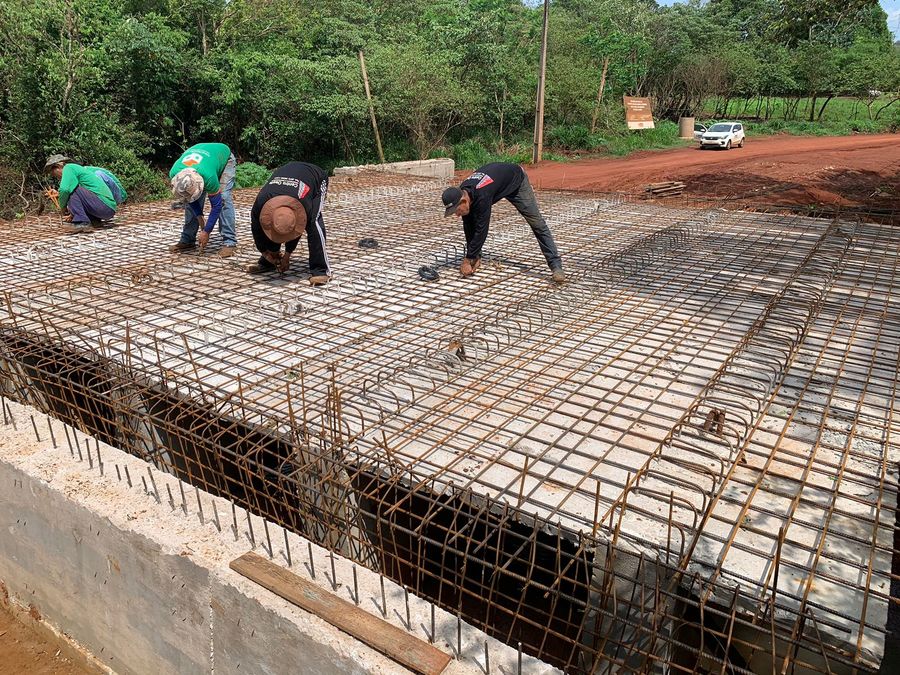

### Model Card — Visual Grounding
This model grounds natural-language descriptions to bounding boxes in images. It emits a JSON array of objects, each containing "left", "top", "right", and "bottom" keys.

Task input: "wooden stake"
[
  {"left": 532, "top": 0, "right": 550, "bottom": 164},
  {"left": 359, "top": 50, "right": 386, "bottom": 164},
  {"left": 590, "top": 56, "right": 610, "bottom": 135}
]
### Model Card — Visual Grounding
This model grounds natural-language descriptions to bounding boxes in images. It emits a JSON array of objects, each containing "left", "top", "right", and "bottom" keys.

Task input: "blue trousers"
[{"left": 68, "top": 187, "right": 116, "bottom": 225}]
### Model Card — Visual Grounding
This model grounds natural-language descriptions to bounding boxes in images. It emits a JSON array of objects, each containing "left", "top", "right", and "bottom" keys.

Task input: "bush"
[
  {"left": 600, "top": 121, "right": 683, "bottom": 156},
  {"left": 235, "top": 162, "right": 272, "bottom": 189},
  {"left": 546, "top": 125, "right": 591, "bottom": 150},
  {"left": 451, "top": 139, "right": 531, "bottom": 170}
]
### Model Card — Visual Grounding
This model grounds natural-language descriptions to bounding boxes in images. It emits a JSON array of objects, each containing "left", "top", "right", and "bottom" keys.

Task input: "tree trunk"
[
  {"left": 590, "top": 56, "right": 610, "bottom": 135},
  {"left": 816, "top": 95, "right": 833, "bottom": 121},
  {"left": 874, "top": 97, "right": 899, "bottom": 120},
  {"left": 808, "top": 94, "right": 816, "bottom": 122}
]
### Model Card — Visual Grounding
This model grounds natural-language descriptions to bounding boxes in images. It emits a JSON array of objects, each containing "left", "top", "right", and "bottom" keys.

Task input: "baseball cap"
[
  {"left": 171, "top": 168, "right": 204, "bottom": 203},
  {"left": 442, "top": 187, "right": 464, "bottom": 217},
  {"left": 44, "top": 154, "right": 72, "bottom": 172}
]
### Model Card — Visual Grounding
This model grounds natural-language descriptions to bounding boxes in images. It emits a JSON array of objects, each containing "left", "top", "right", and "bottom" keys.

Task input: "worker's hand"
[
  {"left": 460, "top": 258, "right": 477, "bottom": 277},
  {"left": 277, "top": 253, "right": 291, "bottom": 273},
  {"left": 262, "top": 251, "right": 281, "bottom": 266},
  {"left": 45, "top": 188, "right": 59, "bottom": 199},
  {"left": 62, "top": 211, "right": 73, "bottom": 222},
  {"left": 198, "top": 230, "right": 210, "bottom": 251}
]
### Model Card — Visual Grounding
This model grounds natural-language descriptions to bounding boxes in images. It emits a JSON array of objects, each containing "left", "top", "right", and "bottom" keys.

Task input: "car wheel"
[
  {"left": 725, "top": 140, "right": 732, "bottom": 150},
  {"left": 739, "top": 138, "right": 744, "bottom": 148}
]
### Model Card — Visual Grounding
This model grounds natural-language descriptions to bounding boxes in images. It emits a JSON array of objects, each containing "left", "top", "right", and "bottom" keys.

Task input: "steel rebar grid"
[{"left": 0, "top": 177, "right": 898, "bottom": 674}]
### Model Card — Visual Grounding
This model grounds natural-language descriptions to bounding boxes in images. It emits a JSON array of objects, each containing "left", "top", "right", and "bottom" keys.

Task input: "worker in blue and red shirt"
[
  {"left": 248, "top": 162, "right": 331, "bottom": 286},
  {"left": 442, "top": 162, "right": 564, "bottom": 282}
]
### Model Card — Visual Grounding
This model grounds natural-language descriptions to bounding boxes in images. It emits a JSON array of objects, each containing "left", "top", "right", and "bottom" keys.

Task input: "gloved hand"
[
  {"left": 198, "top": 229, "right": 210, "bottom": 251},
  {"left": 263, "top": 251, "right": 282, "bottom": 266}
]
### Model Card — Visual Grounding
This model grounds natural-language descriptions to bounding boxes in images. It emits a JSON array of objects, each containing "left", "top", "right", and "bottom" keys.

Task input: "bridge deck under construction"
[{"left": 0, "top": 172, "right": 897, "bottom": 674}]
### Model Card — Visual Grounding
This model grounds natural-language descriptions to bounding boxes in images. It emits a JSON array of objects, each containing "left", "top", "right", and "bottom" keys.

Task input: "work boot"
[
  {"left": 247, "top": 256, "right": 277, "bottom": 274},
  {"left": 309, "top": 275, "right": 330, "bottom": 287},
  {"left": 551, "top": 267, "right": 566, "bottom": 284},
  {"left": 62, "top": 222, "right": 91, "bottom": 234},
  {"left": 169, "top": 241, "right": 196, "bottom": 253},
  {"left": 218, "top": 245, "right": 236, "bottom": 258}
]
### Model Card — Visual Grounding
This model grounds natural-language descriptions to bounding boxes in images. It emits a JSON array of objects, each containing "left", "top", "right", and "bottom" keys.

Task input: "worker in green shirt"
[
  {"left": 44, "top": 154, "right": 120, "bottom": 234},
  {"left": 169, "top": 142, "right": 237, "bottom": 257}
]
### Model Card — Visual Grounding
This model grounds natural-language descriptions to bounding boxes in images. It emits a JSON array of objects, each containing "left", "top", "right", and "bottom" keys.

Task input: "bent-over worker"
[
  {"left": 44, "top": 154, "right": 119, "bottom": 234},
  {"left": 249, "top": 162, "right": 331, "bottom": 286},
  {"left": 441, "top": 162, "right": 564, "bottom": 282},
  {"left": 168, "top": 142, "right": 237, "bottom": 257}
]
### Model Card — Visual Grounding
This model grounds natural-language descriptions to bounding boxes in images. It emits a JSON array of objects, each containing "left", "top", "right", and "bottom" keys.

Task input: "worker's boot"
[
  {"left": 309, "top": 275, "right": 330, "bottom": 287},
  {"left": 169, "top": 241, "right": 196, "bottom": 253},
  {"left": 218, "top": 246, "right": 236, "bottom": 258},
  {"left": 62, "top": 222, "right": 91, "bottom": 234},
  {"left": 551, "top": 266, "right": 566, "bottom": 284},
  {"left": 247, "top": 256, "right": 277, "bottom": 274}
]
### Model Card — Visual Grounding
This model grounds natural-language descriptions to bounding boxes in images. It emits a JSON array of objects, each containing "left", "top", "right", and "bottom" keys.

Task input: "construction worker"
[
  {"left": 442, "top": 162, "right": 564, "bottom": 282},
  {"left": 168, "top": 142, "right": 237, "bottom": 257},
  {"left": 248, "top": 162, "right": 331, "bottom": 286},
  {"left": 44, "top": 155, "right": 120, "bottom": 234}
]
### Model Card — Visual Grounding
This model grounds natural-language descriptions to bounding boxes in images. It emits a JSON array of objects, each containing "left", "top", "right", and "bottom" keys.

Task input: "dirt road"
[
  {"left": 526, "top": 133, "right": 900, "bottom": 212},
  {"left": 0, "top": 602, "right": 96, "bottom": 675}
]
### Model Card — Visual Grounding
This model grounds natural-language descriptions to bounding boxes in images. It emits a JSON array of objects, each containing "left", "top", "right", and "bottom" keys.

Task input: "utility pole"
[
  {"left": 531, "top": 0, "right": 550, "bottom": 164},
  {"left": 358, "top": 50, "right": 385, "bottom": 164}
]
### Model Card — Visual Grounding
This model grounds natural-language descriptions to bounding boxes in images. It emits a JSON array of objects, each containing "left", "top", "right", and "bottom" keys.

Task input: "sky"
[{"left": 656, "top": 0, "right": 900, "bottom": 39}]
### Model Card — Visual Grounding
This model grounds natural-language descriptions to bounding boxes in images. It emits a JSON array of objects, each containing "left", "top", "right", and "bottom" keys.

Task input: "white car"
[
  {"left": 693, "top": 123, "right": 708, "bottom": 140},
  {"left": 699, "top": 122, "right": 745, "bottom": 150}
]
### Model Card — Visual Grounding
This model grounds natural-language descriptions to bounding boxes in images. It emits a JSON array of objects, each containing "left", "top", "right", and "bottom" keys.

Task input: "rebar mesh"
[{"left": 0, "top": 174, "right": 897, "bottom": 674}]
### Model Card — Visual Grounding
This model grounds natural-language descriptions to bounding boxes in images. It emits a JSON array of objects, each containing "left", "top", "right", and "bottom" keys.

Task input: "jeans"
[
  {"left": 506, "top": 174, "right": 562, "bottom": 270},
  {"left": 67, "top": 187, "right": 116, "bottom": 225},
  {"left": 179, "top": 154, "right": 237, "bottom": 246}
]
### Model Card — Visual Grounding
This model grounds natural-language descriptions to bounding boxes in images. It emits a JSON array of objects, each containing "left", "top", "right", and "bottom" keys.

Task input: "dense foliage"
[{"left": 0, "top": 0, "right": 897, "bottom": 213}]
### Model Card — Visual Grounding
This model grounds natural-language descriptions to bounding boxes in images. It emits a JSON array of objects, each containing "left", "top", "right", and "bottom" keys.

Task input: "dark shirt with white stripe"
[
  {"left": 460, "top": 162, "right": 525, "bottom": 259},
  {"left": 251, "top": 162, "right": 328, "bottom": 254}
]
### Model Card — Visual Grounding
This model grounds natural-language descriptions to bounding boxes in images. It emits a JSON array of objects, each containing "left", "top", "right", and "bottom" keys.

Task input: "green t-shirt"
[
  {"left": 169, "top": 143, "right": 231, "bottom": 195},
  {"left": 85, "top": 166, "right": 127, "bottom": 203},
  {"left": 58, "top": 163, "right": 116, "bottom": 211}
]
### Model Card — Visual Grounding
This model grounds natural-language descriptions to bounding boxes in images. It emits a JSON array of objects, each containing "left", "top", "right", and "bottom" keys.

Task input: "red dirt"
[
  {"left": 0, "top": 603, "right": 96, "bottom": 675},
  {"left": 526, "top": 133, "right": 900, "bottom": 214}
]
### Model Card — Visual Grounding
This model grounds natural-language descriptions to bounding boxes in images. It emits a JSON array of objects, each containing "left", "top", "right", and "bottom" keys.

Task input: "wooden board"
[
  {"left": 623, "top": 96, "right": 655, "bottom": 130},
  {"left": 230, "top": 552, "right": 451, "bottom": 675}
]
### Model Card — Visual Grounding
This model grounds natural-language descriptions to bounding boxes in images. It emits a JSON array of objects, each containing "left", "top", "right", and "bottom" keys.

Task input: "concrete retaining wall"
[
  {"left": 0, "top": 399, "right": 558, "bottom": 675},
  {"left": 334, "top": 159, "right": 455, "bottom": 182}
]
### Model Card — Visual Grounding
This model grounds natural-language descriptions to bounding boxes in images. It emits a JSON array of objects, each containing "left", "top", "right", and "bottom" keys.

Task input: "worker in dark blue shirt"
[{"left": 442, "top": 162, "right": 564, "bottom": 282}]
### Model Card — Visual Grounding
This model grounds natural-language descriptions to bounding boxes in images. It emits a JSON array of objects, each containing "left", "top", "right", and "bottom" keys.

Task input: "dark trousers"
[
  {"left": 68, "top": 187, "right": 115, "bottom": 224},
  {"left": 506, "top": 174, "right": 562, "bottom": 270}
]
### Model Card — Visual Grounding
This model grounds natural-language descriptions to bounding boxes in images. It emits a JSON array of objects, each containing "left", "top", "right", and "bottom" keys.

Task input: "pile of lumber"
[{"left": 645, "top": 181, "right": 685, "bottom": 197}]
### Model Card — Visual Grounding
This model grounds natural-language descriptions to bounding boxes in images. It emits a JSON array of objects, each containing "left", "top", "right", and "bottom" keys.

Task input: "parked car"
[{"left": 699, "top": 122, "right": 745, "bottom": 150}]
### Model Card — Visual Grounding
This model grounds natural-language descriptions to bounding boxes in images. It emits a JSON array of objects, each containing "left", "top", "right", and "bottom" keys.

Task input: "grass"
[{"left": 711, "top": 95, "right": 898, "bottom": 124}]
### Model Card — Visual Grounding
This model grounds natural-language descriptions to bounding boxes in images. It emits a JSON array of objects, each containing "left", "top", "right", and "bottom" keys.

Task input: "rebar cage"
[{"left": 1, "top": 174, "right": 897, "bottom": 674}]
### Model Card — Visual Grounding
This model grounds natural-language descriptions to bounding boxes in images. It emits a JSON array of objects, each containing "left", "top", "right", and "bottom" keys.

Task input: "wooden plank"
[{"left": 230, "top": 552, "right": 451, "bottom": 675}]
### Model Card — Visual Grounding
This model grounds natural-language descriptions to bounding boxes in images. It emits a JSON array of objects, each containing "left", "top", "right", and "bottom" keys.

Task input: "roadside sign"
[{"left": 624, "top": 96, "right": 655, "bottom": 130}]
